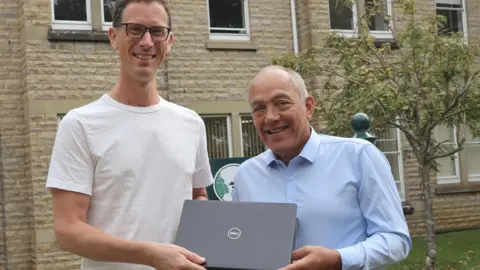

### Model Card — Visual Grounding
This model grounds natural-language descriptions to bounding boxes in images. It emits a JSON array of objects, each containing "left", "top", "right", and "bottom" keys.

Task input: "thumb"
[
  {"left": 178, "top": 248, "right": 206, "bottom": 264},
  {"left": 291, "top": 246, "right": 311, "bottom": 260}
]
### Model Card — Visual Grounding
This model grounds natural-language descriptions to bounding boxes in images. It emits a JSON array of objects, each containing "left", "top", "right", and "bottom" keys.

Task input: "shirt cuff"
[{"left": 336, "top": 244, "right": 366, "bottom": 270}]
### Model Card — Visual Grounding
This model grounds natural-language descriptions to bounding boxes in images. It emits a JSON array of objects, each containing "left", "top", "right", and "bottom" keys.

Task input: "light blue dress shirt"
[{"left": 232, "top": 129, "right": 412, "bottom": 270}]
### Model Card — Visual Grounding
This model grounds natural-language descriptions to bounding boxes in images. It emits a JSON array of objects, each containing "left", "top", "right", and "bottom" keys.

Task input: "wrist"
[
  {"left": 332, "top": 249, "right": 342, "bottom": 269},
  {"left": 133, "top": 241, "right": 156, "bottom": 267}
]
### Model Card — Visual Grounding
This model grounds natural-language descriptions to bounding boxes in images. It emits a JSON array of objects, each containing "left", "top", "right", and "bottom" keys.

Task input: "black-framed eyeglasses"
[{"left": 114, "top": 23, "right": 171, "bottom": 41}]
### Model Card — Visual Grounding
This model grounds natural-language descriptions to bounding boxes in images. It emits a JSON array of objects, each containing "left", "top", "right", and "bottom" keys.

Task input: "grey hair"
[
  {"left": 109, "top": 0, "right": 172, "bottom": 29},
  {"left": 249, "top": 65, "right": 309, "bottom": 101}
]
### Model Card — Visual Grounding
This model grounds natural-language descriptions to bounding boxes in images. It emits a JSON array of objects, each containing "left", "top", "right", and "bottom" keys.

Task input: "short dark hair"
[{"left": 110, "top": 0, "right": 172, "bottom": 29}]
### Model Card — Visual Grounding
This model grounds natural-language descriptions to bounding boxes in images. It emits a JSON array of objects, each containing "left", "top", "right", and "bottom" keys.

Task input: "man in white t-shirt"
[{"left": 45, "top": 1, "right": 213, "bottom": 269}]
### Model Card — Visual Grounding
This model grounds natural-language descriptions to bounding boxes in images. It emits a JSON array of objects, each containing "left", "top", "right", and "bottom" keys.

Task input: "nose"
[
  {"left": 264, "top": 106, "right": 280, "bottom": 123},
  {"left": 139, "top": 31, "right": 154, "bottom": 48}
]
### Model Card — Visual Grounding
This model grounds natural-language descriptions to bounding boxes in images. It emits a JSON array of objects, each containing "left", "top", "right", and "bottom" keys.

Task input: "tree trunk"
[{"left": 421, "top": 162, "right": 436, "bottom": 270}]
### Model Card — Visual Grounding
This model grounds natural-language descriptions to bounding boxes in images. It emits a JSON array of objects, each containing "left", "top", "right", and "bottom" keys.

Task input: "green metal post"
[{"left": 351, "top": 113, "right": 377, "bottom": 144}]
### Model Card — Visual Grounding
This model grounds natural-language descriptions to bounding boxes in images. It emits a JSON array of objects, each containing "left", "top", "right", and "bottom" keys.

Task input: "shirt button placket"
[{"left": 286, "top": 175, "right": 295, "bottom": 204}]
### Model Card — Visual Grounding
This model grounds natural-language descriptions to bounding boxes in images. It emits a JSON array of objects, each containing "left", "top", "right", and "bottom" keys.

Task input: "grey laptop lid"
[{"left": 174, "top": 200, "right": 298, "bottom": 270}]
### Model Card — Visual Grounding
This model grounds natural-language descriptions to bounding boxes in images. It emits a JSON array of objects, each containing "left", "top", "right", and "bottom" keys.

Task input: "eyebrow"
[{"left": 251, "top": 92, "right": 293, "bottom": 107}]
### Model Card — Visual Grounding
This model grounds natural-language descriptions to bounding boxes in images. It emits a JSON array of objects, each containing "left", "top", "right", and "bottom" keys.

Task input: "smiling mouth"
[
  {"left": 266, "top": 126, "right": 288, "bottom": 135},
  {"left": 132, "top": 53, "right": 156, "bottom": 60}
]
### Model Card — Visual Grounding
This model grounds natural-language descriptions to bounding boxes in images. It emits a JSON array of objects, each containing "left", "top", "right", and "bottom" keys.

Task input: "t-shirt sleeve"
[
  {"left": 191, "top": 119, "right": 214, "bottom": 189},
  {"left": 45, "top": 111, "right": 95, "bottom": 196}
]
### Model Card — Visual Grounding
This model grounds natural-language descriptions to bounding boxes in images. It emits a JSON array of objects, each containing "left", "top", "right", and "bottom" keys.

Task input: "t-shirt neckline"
[{"left": 101, "top": 93, "right": 166, "bottom": 114}]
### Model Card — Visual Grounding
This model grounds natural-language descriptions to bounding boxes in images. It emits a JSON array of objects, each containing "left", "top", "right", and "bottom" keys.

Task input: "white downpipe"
[{"left": 290, "top": 0, "right": 299, "bottom": 54}]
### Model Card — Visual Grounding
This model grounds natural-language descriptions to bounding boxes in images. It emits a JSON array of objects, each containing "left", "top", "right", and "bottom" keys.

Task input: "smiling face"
[
  {"left": 248, "top": 68, "right": 315, "bottom": 163},
  {"left": 108, "top": 1, "right": 173, "bottom": 84}
]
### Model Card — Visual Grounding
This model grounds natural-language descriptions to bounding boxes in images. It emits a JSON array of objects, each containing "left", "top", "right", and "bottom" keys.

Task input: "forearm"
[
  {"left": 55, "top": 220, "right": 153, "bottom": 266},
  {"left": 192, "top": 187, "right": 208, "bottom": 200},
  {"left": 336, "top": 232, "right": 411, "bottom": 270}
]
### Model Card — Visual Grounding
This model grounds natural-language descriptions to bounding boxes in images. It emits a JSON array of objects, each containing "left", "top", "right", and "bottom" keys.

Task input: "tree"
[{"left": 270, "top": 0, "right": 480, "bottom": 269}]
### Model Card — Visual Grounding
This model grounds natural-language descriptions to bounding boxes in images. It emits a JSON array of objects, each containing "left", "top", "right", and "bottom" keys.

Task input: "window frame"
[
  {"left": 367, "top": 0, "right": 394, "bottom": 39},
  {"left": 206, "top": 0, "right": 251, "bottom": 41},
  {"left": 435, "top": 125, "right": 462, "bottom": 184},
  {"left": 375, "top": 127, "right": 406, "bottom": 201},
  {"left": 328, "top": 0, "right": 359, "bottom": 38},
  {"left": 434, "top": 124, "right": 480, "bottom": 184},
  {"left": 201, "top": 114, "right": 234, "bottom": 159},
  {"left": 239, "top": 114, "right": 267, "bottom": 157},
  {"left": 328, "top": 0, "right": 394, "bottom": 39},
  {"left": 464, "top": 133, "right": 480, "bottom": 182},
  {"left": 435, "top": 0, "right": 469, "bottom": 39},
  {"left": 101, "top": 0, "right": 113, "bottom": 31},
  {"left": 51, "top": 0, "right": 93, "bottom": 31}
]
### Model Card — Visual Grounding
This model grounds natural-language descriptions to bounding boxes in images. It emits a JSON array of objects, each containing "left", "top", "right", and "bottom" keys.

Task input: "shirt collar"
[{"left": 263, "top": 127, "right": 321, "bottom": 168}]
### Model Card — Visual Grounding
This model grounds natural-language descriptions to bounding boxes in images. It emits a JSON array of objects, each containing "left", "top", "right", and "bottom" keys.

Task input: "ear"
[
  {"left": 108, "top": 27, "right": 119, "bottom": 51},
  {"left": 165, "top": 32, "right": 174, "bottom": 55},
  {"left": 305, "top": 96, "right": 316, "bottom": 119}
]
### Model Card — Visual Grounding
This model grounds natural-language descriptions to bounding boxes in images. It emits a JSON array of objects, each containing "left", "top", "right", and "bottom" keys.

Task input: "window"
[
  {"left": 435, "top": 125, "right": 461, "bottom": 184},
  {"left": 202, "top": 115, "right": 233, "bottom": 159},
  {"left": 435, "top": 125, "right": 480, "bottom": 183},
  {"left": 464, "top": 129, "right": 480, "bottom": 181},
  {"left": 102, "top": 0, "right": 114, "bottom": 31},
  {"left": 51, "top": 0, "right": 92, "bottom": 30},
  {"left": 240, "top": 115, "right": 265, "bottom": 157},
  {"left": 328, "top": 0, "right": 393, "bottom": 39},
  {"left": 207, "top": 0, "right": 250, "bottom": 40},
  {"left": 328, "top": 0, "right": 357, "bottom": 32},
  {"left": 375, "top": 128, "right": 406, "bottom": 200},
  {"left": 51, "top": 0, "right": 114, "bottom": 31},
  {"left": 436, "top": 0, "right": 468, "bottom": 37}
]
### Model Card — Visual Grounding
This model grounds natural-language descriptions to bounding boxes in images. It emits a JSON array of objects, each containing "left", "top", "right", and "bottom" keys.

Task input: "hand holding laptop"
[
  {"left": 278, "top": 245, "right": 342, "bottom": 270},
  {"left": 144, "top": 242, "right": 206, "bottom": 270}
]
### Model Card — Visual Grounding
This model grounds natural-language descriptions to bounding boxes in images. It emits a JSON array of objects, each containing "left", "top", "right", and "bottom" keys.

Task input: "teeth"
[
  {"left": 134, "top": 54, "right": 155, "bottom": 60},
  {"left": 268, "top": 127, "right": 287, "bottom": 134}
]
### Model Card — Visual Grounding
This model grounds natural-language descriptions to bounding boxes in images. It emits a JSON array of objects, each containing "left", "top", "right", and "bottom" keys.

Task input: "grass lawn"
[{"left": 389, "top": 229, "right": 480, "bottom": 270}]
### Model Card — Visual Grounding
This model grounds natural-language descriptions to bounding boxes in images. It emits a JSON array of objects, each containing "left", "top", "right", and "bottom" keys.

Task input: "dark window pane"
[
  {"left": 209, "top": 0, "right": 245, "bottom": 34},
  {"left": 104, "top": 0, "right": 113, "bottom": 22},
  {"left": 365, "top": 0, "right": 389, "bottom": 31},
  {"left": 54, "top": 0, "right": 87, "bottom": 21},
  {"left": 436, "top": 8, "right": 463, "bottom": 35},
  {"left": 329, "top": 0, "right": 354, "bottom": 30}
]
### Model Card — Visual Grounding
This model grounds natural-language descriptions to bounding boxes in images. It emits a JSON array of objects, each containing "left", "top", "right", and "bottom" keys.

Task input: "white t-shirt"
[{"left": 46, "top": 94, "right": 214, "bottom": 270}]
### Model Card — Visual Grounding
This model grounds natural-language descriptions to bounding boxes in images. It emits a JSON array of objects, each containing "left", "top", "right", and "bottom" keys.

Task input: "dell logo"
[{"left": 228, "top": 227, "right": 241, "bottom": 240}]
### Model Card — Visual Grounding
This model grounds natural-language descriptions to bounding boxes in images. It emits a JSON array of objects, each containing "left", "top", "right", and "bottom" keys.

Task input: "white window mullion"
[
  {"left": 226, "top": 116, "right": 233, "bottom": 158},
  {"left": 396, "top": 127, "right": 406, "bottom": 201}
]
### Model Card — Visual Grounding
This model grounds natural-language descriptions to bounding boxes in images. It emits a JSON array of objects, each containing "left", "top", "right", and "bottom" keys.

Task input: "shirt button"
[{"left": 288, "top": 176, "right": 293, "bottom": 181}]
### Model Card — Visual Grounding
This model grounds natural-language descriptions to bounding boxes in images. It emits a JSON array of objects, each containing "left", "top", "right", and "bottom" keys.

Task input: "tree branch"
[
  {"left": 373, "top": 99, "right": 420, "bottom": 154},
  {"left": 432, "top": 72, "right": 480, "bottom": 128},
  {"left": 321, "top": 68, "right": 367, "bottom": 88},
  {"left": 427, "top": 139, "right": 454, "bottom": 157},
  {"left": 438, "top": 107, "right": 480, "bottom": 123},
  {"left": 428, "top": 145, "right": 464, "bottom": 163}
]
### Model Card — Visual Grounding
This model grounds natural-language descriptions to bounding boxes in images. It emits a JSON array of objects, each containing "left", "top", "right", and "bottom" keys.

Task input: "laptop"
[{"left": 174, "top": 200, "right": 299, "bottom": 270}]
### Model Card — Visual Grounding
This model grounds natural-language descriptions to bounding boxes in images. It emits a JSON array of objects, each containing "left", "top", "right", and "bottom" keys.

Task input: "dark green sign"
[{"left": 207, "top": 157, "right": 251, "bottom": 201}]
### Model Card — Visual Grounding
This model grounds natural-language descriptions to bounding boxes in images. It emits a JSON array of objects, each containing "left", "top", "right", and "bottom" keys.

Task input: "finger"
[
  {"left": 178, "top": 248, "right": 206, "bottom": 265},
  {"left": 291, "top": 246, "right": 311, "bottom": 260},
  {"left": 180, "top": 259, "right": 207, "bottom": 270},
  {"left": 278, "top": 258, "right": 310, "bottom": 270}
]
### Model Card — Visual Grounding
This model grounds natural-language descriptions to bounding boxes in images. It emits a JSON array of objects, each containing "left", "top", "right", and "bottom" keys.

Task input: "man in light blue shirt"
[{"left": 232, "top": 65, "right": 412, "bottom": 270}]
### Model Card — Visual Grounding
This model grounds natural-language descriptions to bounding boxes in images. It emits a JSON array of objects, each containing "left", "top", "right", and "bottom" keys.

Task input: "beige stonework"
[{"left": 0, "top": 0, "right": 478, "bottom": 269}]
